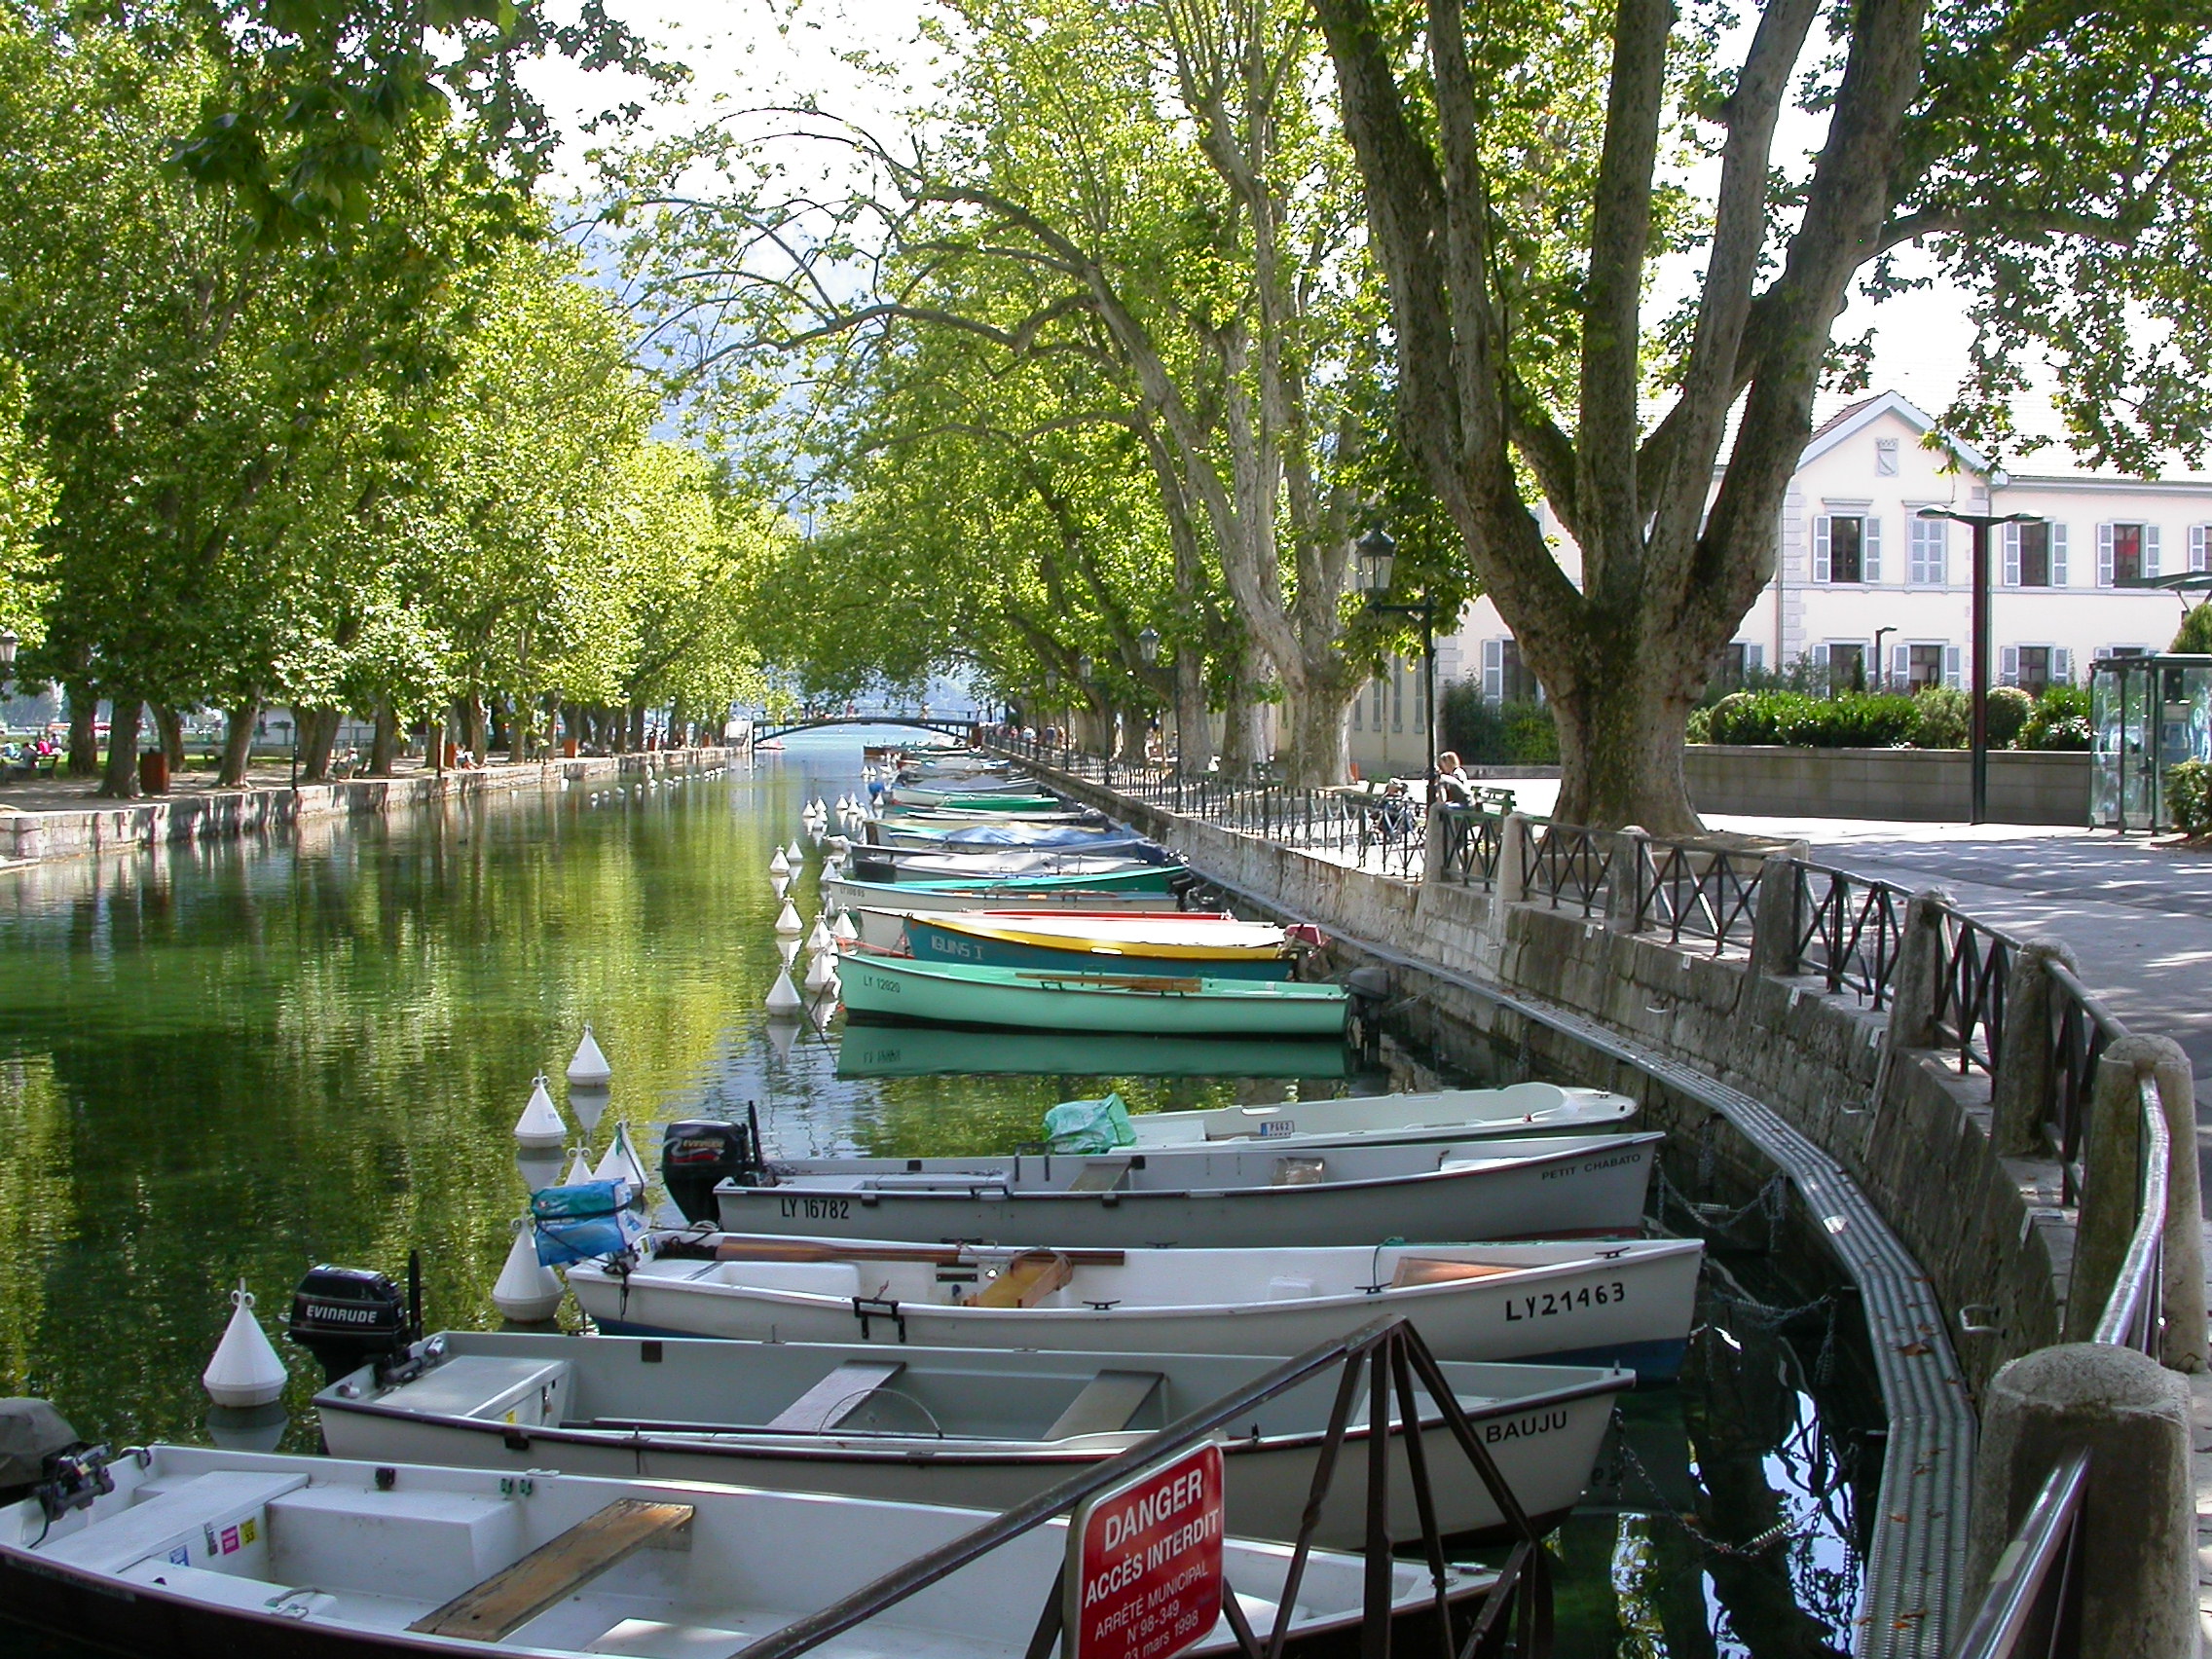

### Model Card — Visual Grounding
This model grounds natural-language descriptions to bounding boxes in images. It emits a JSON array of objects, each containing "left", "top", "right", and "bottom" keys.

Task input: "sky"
[{"left": 520, "top": 0, "right": 2054, "bottom": 471}]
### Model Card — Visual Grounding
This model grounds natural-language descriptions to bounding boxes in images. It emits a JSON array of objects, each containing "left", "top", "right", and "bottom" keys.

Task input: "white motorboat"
[
  {"left": 313, "top": 1330, "right": 1630, "bottom": 1547},
  {"left": 1, "top": 1442, "right": 1484, "bottom": 1659},
  {"left": 709, "top": 1132, "right": 1665, "bottom": 1248},
  {"left": 568, "top": 1234, "right": 1704, "bottom": 1381},
  {"left": 824, "top": 875, "right": 1197, "bottom": 916},
  {"left": 1090, "top": 1081, "right": 1641, "bottom": 1152}
]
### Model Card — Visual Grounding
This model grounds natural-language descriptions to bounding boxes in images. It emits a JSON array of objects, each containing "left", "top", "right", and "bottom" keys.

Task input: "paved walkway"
[{"left": 0, "top": 760, "right": 342, "bottom": 811}]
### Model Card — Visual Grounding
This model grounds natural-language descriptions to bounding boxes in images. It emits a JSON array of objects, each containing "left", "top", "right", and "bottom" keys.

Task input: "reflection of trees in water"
[{"left": 1551, "top": 1276, "right": 1870, "bottom": 1656}]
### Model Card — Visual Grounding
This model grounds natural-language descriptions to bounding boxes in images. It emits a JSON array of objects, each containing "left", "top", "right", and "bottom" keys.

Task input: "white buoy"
[
  {"left": 806, "top": 989, "right": 839, "bottom": 1035},
  {"left": 564, "top": 1148, "right": 594, "bottom": 1186},
  {"left": 569, "top": 1085, "right": 610, "bottom": 1139},
  {"left": 567, "top": 1025, "right": 612, "bottom": 1089},
  {"left": 202, "top": 1283, "right": 287, "bottom": 1408},
  {"left": 831, "top": 911, "right": 858, "bottom": 943},
  {"left": 778, "top": 934, "right": 801, "bottom": 967},
  {"left": 811, "top": 797, "right": 828, "bottom": 819},
  {"left": 764, "top": 1015, "right": 798, "bottom": 1063},
  {"left": 771, "top": 873, "right": 791, "bottom": 900},
  {"left": 512, "top": 1075, "right": 566, "bottom": 1149},
  {"left": 803, "top": 947, "right": 838, "bottom": 993},
  {"left": 769, "top": 847, "right": 791, "bottom": 876},
  {"left": 765, "top": 966, "right": 803, "bottom": 1016},
  {"left": 492, "top": 1220, "right": 565, "bottom": 1322},
  {"left": 774, "top": 897, "right": 804, "bottom": 935},
  {"left": 787, "top": 838, "right": 804, "bottom": 864},
  {"left": 805, "top": 915, "right": 833, "bottom": 954},
  {"left": 594, "top": 1121, "right": 649, "bottom": 1192}
]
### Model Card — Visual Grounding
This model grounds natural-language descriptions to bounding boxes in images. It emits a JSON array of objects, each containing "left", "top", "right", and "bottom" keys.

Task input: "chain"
[{"left": 1606, "top": 1416, "right": 1793, "bottom": 1561}]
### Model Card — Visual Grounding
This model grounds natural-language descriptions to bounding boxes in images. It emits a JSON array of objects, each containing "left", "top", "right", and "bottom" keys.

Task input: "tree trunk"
[
  {"left": 97, "top": 695, "right": 141, "bottom": 798},
  {"left": 1548, "top": 647, "right": 1703, "bottom": 832},
  {"left": 219, "top": 702, "right": 258, "bottom": 788},
  {"left": 295, "top": 708, "right": 341, "bottom": 782},
  {"left": 65, "top": 681, "right": 98, "bottom": 778},
  {"left": 627, "top": 704, "right": 645, "bottom": 751},
  {"left": 1277, "top": 679, "right": 1354, "bottom": 789},
  {"left": 1172, "top": 650, "right": 1213, "bottom": 776},
  {"left": 1115, "top": 708, "right": 1148, "bottom": 765},
  {"left": 369, "top": 702, "right": 399, "bottom": 775},
  {"left": 152, "top": 704, "right": 185, "bottom": 772},
  {"left": 1219, "top": 651, "right": 1265, "bottom": 775},
  {"left": 507, "top": 700, "right": 531, "bottom": 764}
]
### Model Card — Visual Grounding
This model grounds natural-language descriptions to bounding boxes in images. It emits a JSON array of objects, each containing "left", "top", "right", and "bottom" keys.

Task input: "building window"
[
  {"left": 2098, "top": 522, "right": 2159, "bottom": 586},
  {"left": 2005, "top": 522, "right": 2068, "bottom": 588},
  {"left": 2191, "top": 525, "right": 2209, "bottom": 572},
  {"left": 1815, "top": 514, "right": 1881, "bottom": 583},
  {"left": 1875, "top": 438, "right": 1899, "bottom": 476},
  {"left": 1907, "top": 644, "right": 1947, "bottom": 692},
  {"left": 1482, "top": 640, "right": 1540, "bottom": 703},
  {"left": 1908, "top": 516, "right": 1946, "bottom": 585},
  {"left": 2004, "top": 645, "right": 2073, "bottom": 693},
  {"left": 1827, "top": 642, "right": 1867, "bottom": 693},
  {"left": 1714, "top": 641, "right": 1765, "bottom": 691}
]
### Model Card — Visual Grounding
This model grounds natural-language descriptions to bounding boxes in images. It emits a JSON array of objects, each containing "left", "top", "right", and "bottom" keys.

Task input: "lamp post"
[
  {"left": 1355, "top": 527, "right": 1438, "bottom": 779},
  {"left": 1917, "top": 504, "right": 2044, "bottom": 824}
]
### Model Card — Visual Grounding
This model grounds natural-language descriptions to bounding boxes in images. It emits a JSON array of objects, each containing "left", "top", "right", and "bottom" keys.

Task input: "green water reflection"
[{"left": 0, "top": 731, "right": 1869, "bottom": 1654}]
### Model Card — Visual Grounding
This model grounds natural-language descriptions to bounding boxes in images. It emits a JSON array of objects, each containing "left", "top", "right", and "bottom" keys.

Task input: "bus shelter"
[{"left": 2091, "top": 651, "right": 2212, "bottom": 830}]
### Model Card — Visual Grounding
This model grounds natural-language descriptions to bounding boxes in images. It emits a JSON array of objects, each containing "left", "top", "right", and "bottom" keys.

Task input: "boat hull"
[
  {"left": 835, "top": 953, "right": 1347, "bottom": 1038},
  {"left": 904, "top": 917, "right": 1294, "bottom": 980},
  {"left": 568, "top": 1238, "right": 1703, "bottom": 1382},
  {"left": 834, "top": 1026, "right": 1350, "bottom": 1079},
  {"left": 825, "top": 873, "right": 1185, "bottom": 914}
]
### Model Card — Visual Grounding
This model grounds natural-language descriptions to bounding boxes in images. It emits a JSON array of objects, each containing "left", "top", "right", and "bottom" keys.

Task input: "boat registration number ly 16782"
[{"left": 777, "top": 1197, "right": 853, "bottom": 1221}]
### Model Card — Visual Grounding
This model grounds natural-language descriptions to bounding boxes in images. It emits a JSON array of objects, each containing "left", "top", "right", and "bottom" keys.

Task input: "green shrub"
[
  {"left": 2174, "top": 604, "right": 2212, "bottom": 654},
  {"left": 1439, "top": 683, "right": 1559, "bottom": 764},
  {"left": 1705, "top": 690, "right": 1921, "bottom": 748},
  {"left": 1986, "top": 684, "right": 2033, "bottom": 748},
  {"left": 1685, "top": 705, "right": 1714, "bottom": 744},
  {"left": 1909, "top": 686, "right": 1969, "bottom": 749},
  {"left": 2019, "top": 683, "right": 2092, "bottom": 752},
  {"left": 2169, "top": 759, "right": 2212, "bottom": 835}
]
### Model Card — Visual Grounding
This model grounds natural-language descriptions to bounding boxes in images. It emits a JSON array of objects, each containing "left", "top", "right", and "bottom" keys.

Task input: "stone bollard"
[
  {"left": 1493, "top": 811, "right": 1530, "bottom": 906},
  {"left": 1963, "top": 1344, "right": 2195, "bottom": 1658},
  {"left": 1747, "top": 854, "right": 1803, "bottom": 978},
  {"left": 1421, "top": 800, "right": 1449, "bottom": 884},
  {"left": 1604, "top": 826, "right": 1648, "bottom": 932},
  {"left": 1987, "top": 940, "right": 2078, "bottom": 1160},
  {"left": 1886, "top": 887, "right": 1953, "bottom": 1051}
]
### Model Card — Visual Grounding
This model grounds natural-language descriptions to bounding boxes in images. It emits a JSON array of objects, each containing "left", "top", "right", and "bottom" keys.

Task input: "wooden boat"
[
  {"left": 313, "top": 1330, "right": 1630, "bottom": 1547},
  {"left": 842, "top": 850, "right": 1167, "bottom": 885},
  {"left": 823, "top": 874, "right": 1196, "bottom": 917},
  {"left": 835, "top": 950, "right": 1349, "bottom": 1039},
  {"left": 567, "top": 1235, "right": 1705, "bottom": 1380},
  {"left": 902, "top": 914, "right": 1297, "bottom": 981},
  {"left": 1, "top": 1444, "right": 1484, "bottom": 1659},
  {"left": 711, "top": 1130, "right": 1660, "bottom": 1246},
  {"left": 1099, "top": 1081, "right": 1641, "bottom": 1151},
  {"left": 834, "top": 1026, "right": 1349, "bottom": 1080}
]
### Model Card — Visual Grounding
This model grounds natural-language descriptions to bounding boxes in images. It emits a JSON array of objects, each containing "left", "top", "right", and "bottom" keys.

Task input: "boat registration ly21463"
[{"left": 1066, "top": 1442, "right": 1226, "bottom": 1659}]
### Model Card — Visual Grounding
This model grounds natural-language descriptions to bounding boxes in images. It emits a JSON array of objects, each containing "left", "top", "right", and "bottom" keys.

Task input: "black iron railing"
[
  {"left": 1629, "top": 838, "right": 1764, "bottom": 953},
  {"left": 1434, "top": 805, "right": 1505, "bottom": 888},
  {"left": 1934, "top": 909, "right": 2013, "bottom": 1077},
  {"left": 1790, "top": 864, "right": 1911, "bottom": 1008},
  {"left": 729, "top": 1316, "right": 1551, "bottom": 1659},
  {"left": 1523, "top": 820, "right": 1614, "bottom": 917}
]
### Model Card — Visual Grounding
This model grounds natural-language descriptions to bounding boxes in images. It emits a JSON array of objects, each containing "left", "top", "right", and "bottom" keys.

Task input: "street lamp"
[
  {"left": 1137, "top": 626, "right": 1161, "bottom": 666},
  {"left": 1918, "top": 503, "right": 2044, "bottom": 824},
  {"left": 1355, "top": 527, "right": 1439, "bottom": 779}
]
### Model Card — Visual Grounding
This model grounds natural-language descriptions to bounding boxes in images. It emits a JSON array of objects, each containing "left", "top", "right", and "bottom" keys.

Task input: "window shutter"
[
  {"left": 2145, "top": 524, "right": 2160, "bottom": 577},
  {"left": 1813, "top": 516, "right": 1831, "bottom": 583},
  {"left": 1350, "top": 687, "right": 1362, "bottom": 729},
  {"left": 2054, "top": 647, "right": 2073, "bottom": 685},
  {"left": 1482, "top": 640, "right": 1502, "bottom": 704},
  {"left": 2000, "top": 645, "right": 2019, "bottom": 686},
  {"left": 1944, "top": 645, "right": 1962, "bottom": 688},
  {"left": 2193, "top": 525, "right": 2209, "bottom": 572},
  {"left": 1862, "top": 515, "right": 1883, "bottom": 582},
  {"left": 2002, "top": 522, "right": 2020, "bottom": 586},
  {"left": 2050, "top": 524, "right": 2069, "bottom": 586},
  {"left": 1892, "top": 645, "right": 1909, "bottom": 685},
  {"left": 2097, "top": 523, "right": 2114, "bottom": 586}
]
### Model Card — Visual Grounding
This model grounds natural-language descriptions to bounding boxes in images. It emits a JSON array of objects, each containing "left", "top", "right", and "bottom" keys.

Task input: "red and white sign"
[{"left": 1066, "top": 1442, "right": 1227, "bottom": 1659}]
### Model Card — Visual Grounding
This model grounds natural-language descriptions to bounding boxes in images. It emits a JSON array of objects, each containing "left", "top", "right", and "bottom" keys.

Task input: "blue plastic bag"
[
  {"left": 1043, "top": 1092, "right": 1136, "bottom": 1154},
  {"left": 531, "top": 1179, "right": 647, "bottom": 1267}
]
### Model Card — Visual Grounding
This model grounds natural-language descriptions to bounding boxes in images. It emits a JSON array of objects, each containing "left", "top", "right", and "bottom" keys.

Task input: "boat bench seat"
[
  {"left": 409, "top": 1498, "right": 695, "bottom": 1642},
  {"left": 764, "top": 1359, "right": 907, "bottom": 1433},
  {"left": 1045, "top": 1371, "right": 1162, "bottom": 1439},
  {"left": 1065, "top": 1159, "right": 1132, "bottom": 1193},
  {"left": 976, "top": 1250, "right": 1072, "bottom": 1308},
  {"left": 118, "top": 1558, "right": 302, "bottom": 1613},
  {"left": 41, "top": 1471, "right": 309, "bottom": 1574}
]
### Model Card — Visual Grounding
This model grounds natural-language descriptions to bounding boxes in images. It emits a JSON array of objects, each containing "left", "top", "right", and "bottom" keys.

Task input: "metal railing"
[
  {"left": 2044, "top": 964, "right": 2123, "bottom": 1202},
  {"left": 1629, "top": 837, "right": 1765, "bottom": 953},
  {"left": 1791, "top": 863, "right": 1911, "bottom": 1009},
  {"left": 1434, "top": 804, "right": 1505, "bottom": 887},
  {"left": 729, "top": 1315, "right": 1552, "bottom": 1659},
  {"left": 1934, "top": 910, "right": 2014, "bottom": 1078},
  {"left": 1523, "top": 820, "right": 1614, "bottom": 917}
]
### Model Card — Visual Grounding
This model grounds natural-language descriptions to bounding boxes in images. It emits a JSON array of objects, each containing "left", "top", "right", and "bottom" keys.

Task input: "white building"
[{"left": 1350, "top": 390, "right": 2212, "bottom": 773}]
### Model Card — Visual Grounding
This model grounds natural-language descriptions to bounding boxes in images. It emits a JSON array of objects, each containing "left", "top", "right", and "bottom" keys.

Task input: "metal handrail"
[
  {"left": 1949, "top": 1449, "right": 2091, "bottom": 1659},
  {"left": 728, "top": 1314, "right": 1551, "bottom": 1659},
  {"left": 2092, "top": 1075, "right": 2171, "bottom": 1353}
]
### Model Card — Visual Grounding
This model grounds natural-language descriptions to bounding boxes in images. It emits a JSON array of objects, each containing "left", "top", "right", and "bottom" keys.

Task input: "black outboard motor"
[
  {"left": 661, "top": 1107, "right": 766, "bottom": 1224},
  {"left": 287, "top": 1263, "right": 414, "bottom": 1383},
  {"left": 0, "top": 1399, "right": 112, "bottom": 1520}
]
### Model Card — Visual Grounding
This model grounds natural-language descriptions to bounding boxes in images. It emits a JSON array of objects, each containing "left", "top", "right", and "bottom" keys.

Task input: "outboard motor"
[
  {"left": 287, "top": 1262, "right": 415, "bottom": 1384},
  {"left": 661, "top": 1107, "right": 766, "bottom": 1224},
  {"left": 0, "top": 1399, "right": 112, "bottom": 1520}
]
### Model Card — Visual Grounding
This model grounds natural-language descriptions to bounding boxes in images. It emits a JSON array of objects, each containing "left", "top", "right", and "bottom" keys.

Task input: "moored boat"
[
  {"left": 566, "top": 1234, "right": 1705, "bottom": 1380},
  {"left": 823, "top": 873, "right": 1198, "bottom": 916},
  {"left": 833, "top": 1025, "right": 1348, "bottom": 1080},
  {"left": 711, "top": 1129, "right": 1661, "bottom": 1246},
  {"left": 1066, "top": 1080, "right": 1641, "bottom": 1151},
  {"left": 835, "top": 949, "right": 1348, "bottom": 1039},
  {"left": 312, "top": 1330, "right": 1630, "bottom": 1547},
  {"left": 2, "top": 1441, "right": 1483, "bottom": 1659},
  {"left": 901, "top": 913, "right": 1299, "bottom": 981},
  {"left": 850, "top": 904, "right": 1233, "bottom": 951}
]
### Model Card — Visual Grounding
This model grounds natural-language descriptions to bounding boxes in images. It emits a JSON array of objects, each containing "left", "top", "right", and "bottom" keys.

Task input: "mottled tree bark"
[
  {"left": 66, "top": 681, "right": 98, "bottom": 779},
  {"left": 369, "top": 702, "right": 400, "bottom": 775},
  {"left": 219, "top": 702, "right": 258, "bottom": 788},
  {"left": 96, "top": 694, "right": 141, "bottom": 798}
]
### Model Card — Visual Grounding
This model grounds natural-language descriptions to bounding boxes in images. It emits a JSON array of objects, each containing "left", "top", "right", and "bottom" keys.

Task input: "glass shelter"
[{"left": 2091, "top": 652, "right": 2212, "bottom": 830}]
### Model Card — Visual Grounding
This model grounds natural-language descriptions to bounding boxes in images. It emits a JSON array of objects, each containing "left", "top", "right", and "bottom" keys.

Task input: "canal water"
[{"left": 0, "top": 730, "right": 1877, "bottom": 1655}]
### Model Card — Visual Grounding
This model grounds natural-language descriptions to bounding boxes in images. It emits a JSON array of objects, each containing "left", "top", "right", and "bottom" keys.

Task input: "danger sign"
[{"left": 1066, "top": 1442, "right": 1226, "bottom": 1659}]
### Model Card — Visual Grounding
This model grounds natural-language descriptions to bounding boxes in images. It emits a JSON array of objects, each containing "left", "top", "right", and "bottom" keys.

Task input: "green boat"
[
  {"left": 891, "top": 790, "right": 1066, "bottom": 812},
  {"left": 836, "top": 949, "right": 1349, "bottom": 1036},
  {"left": 834, "top": 1025, "right": 1352, "bottom": 1078}
]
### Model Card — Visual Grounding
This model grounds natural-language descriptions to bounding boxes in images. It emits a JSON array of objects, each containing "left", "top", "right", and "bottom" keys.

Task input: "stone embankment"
[{"left": 0, "top": 748, "right": 731, "bottom": 867}]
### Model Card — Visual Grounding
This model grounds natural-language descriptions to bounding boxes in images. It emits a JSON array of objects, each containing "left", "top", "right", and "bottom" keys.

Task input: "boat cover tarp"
[
  {"left": 0, "top": 1398, "right": 81, "bottom": 1489},
  {"left": 934, "top": 823, "right": 1145, "bottom": 848},
  {"left": 531, "top": 1179, "right": 647, "bottom": 1266},
  {"left": 1043, "top": 1092, "right": 1137, "bottom": 1153}
]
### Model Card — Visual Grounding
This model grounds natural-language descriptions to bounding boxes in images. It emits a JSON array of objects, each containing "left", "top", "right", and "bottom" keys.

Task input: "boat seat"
[
  {"left": 118, "top": 1558, "right": 305, "bottom": 1613},
  {"left": 1044, "top": 1371, "right": 1162, "bottom": 1439},
  {"left": 763, "top": 1359, "right": 908, "bottom": 1433},
  {"left": 41, "top": 1471, "right": 309, "bottom": 1575},
  {"left": 1389, "top": 1258, "right": 1521, "bottom": 1289},
  {"left": 408, "top": 1499, "right": 695, "bottom": 1641},
  {"left": 1066, "top": 1159, "right": 1132, "bottom": 1193},
  {"left": 976, "top": 1249, "right": 1073, "bottom": 1308}
]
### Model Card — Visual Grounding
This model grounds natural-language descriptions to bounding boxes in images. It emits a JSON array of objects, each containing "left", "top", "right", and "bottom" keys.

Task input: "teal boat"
[
  {"left": 834, "top": 1026, "right": 1352, "bottom": 1079},
  {"left": 835, "top": 949, "right": 1348, "bottom": 1036},
  {"left": 889, "top": 790, "right": 1066, "bottom": 812},
  {"left": 903, "top": 915, "right": 1295, "bottom": 981}
]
